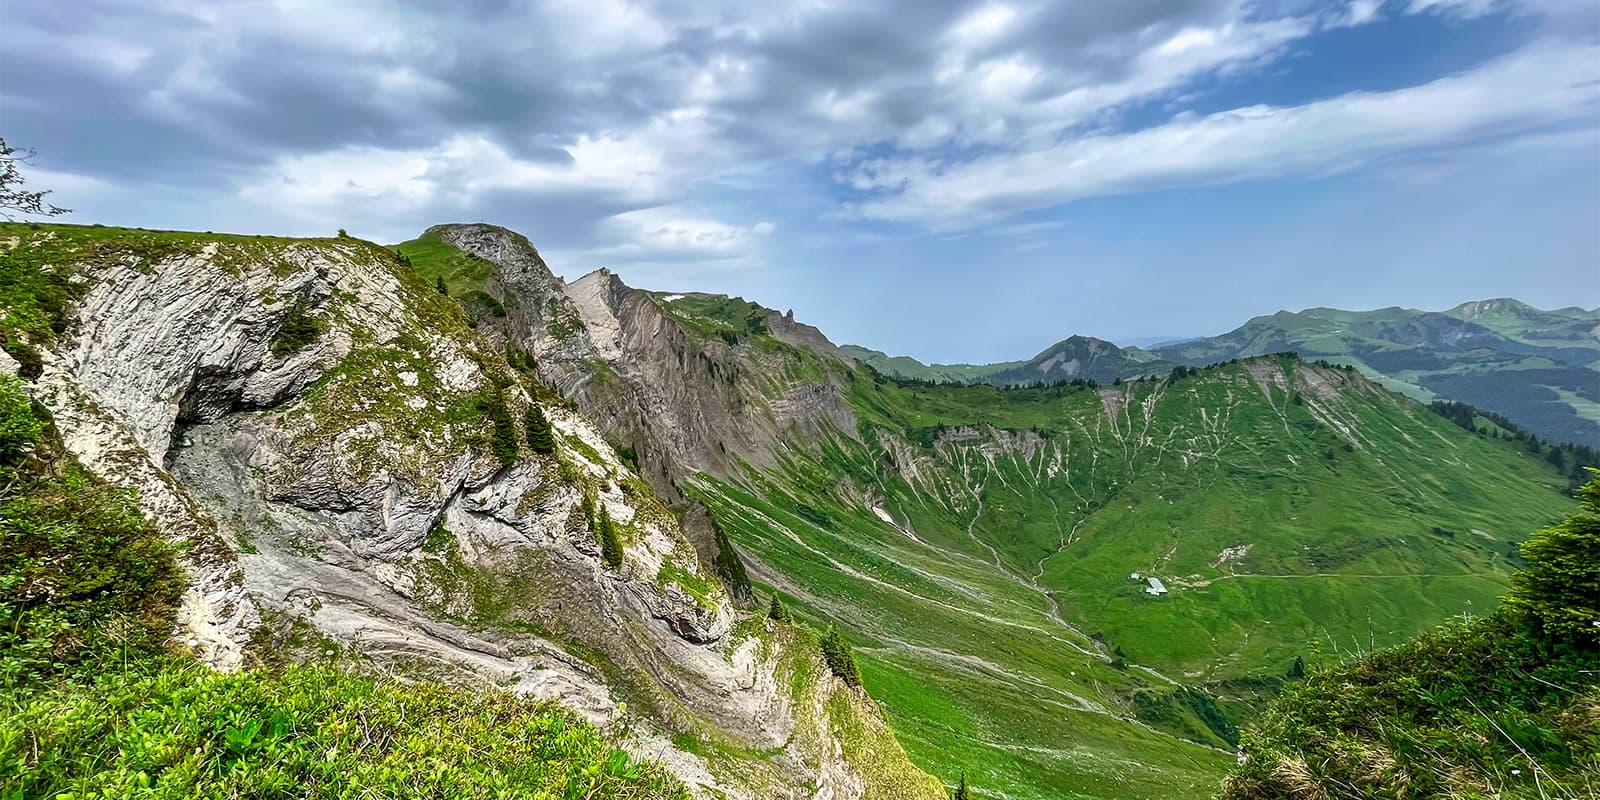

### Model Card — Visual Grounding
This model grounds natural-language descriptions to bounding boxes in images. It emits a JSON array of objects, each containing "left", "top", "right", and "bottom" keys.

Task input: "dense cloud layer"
[{"left": 3, "top": 0, "right": 1596, "bottom": 273}]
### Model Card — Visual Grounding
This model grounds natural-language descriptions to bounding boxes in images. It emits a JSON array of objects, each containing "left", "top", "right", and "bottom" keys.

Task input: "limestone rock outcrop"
[{"left": 4, "top": 224, "right": 942, "bottom": 800}]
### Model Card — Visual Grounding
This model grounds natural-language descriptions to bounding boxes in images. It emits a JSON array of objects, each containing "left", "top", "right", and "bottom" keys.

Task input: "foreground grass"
[
  {"left": 1, "top": 661, "right": 684, "bottom": 800},
  {"left": 1224, "top": 472, "right": 1600, "bottom": 799},
  {"left": 1223, "top": 613, "right": 1599, "bottom": 800}
]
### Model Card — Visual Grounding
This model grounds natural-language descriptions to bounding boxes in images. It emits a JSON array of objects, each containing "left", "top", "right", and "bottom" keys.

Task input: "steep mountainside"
[
  {"left": 399, "top": 226, "right": 855, "bottom": 500},
  {"left": 398, "top": 225, "right": 1579, "bottom": 800},
  {"left": 0, "top": 222, "right": 943, "bottom": 800},
  {"left": 692, "top": 356, "right": 1575, "bottom": 798}
]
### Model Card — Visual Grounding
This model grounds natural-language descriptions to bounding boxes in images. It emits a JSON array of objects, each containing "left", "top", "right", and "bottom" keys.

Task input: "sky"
[{"left": 4, "top": 0, "right": 1598, "bottom": 363}]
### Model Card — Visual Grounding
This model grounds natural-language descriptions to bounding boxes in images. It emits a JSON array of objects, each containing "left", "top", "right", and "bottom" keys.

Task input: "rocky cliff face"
[
  {"left": 424, "top": 224, "right": 858, "bottom": 500},
  {"left": 1, "top": 223, "right": 941, "bottom": 800}
]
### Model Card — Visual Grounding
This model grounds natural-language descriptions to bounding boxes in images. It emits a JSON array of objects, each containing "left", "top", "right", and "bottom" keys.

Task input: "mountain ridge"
[{"left": 845, "top": 298, "right": 1600, "bottom": 447}]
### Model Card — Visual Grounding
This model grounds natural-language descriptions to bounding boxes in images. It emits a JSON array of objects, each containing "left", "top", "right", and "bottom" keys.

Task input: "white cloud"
[
  {"left": 593, "top": 207, "right": 775, "bottom": 261},
  {"left": 1407, "top": 0, "right": 1505, "bottom": 17},
  {"left": 845, "top": 41, "right": 1600, "bottom": 227},
  {"left": 11, "top": 0, "right": 1596, "bottom": 263},
  {"left": 237, "top": 124, "right": 713, "bottom": 221},
  {"left": 1328, "top": 0, "right": 1385, "bottom": 28},
  {"left": 946, "top": 3, "right": 1021, "bottom": 48}
]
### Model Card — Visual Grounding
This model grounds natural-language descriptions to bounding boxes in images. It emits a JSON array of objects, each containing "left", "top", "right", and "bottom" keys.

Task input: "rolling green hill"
[
  {"left": 843, "top": 335, "right": 1174, "bottom": 386},
  {"left": 1150, "top": 302, "right": 1600, "bottom": 447},
  {"left": 840, "top": 344, "right": 1028, "bottom": 384}
]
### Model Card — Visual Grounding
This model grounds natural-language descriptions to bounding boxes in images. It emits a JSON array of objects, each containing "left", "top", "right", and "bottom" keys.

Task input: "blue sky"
[{"left": 5, "top": 0, "right": 1597, "bottom": 362}]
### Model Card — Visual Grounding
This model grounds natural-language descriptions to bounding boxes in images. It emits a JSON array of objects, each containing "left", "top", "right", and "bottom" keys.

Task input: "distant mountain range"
[{"left": 846, "top": 299, "right": 1600, "bottom": 447}]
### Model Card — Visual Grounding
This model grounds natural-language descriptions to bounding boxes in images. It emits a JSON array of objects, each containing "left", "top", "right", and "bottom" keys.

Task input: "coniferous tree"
[
  {"left": 578, "top": 491, "right": 596, "bottom": 535},
  {"left": 483, "top": 394, "right": 519, "bottom": 467},
  {"left": 768, "top": 595, "right": 792, "bottom": 623},
  {"left": 597, "top": 503, "right": 624, "bottom": 568},
  {"left": 525, "top": 405, "right": 557, "bottom": 455},
  {"left": 435, "top": 275, "right": 448, "bottom": 295},
  {"left": 1288, "top": 655, "right": 1305, "bottom": 679},
  {"left": 1505, "top": 468, "right": 1600, "bottom": 642},
  {"left": 820, "top": 623, "right": 861, "bottom": 687}
]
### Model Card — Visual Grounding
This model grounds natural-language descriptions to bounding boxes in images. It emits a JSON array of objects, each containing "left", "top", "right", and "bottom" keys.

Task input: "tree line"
[{"left": 1428, "top": 399, "right": 1598, "bottom": 490}]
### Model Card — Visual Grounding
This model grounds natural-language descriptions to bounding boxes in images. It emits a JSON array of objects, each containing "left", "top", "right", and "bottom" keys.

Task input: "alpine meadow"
[{"left": 2, "top": 1, "right": 1598, "bottom": 799}]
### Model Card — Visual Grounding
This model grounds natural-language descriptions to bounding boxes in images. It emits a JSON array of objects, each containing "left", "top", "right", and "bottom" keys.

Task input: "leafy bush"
[
  {"left": 0, "top": 376, "right": 182, "bottom": 687},
  {"left": 1, "top": 661, "right": 686, "bottom": 799},
  {"left": 0, "top": 378, "right": 43, "bottom": 468}
]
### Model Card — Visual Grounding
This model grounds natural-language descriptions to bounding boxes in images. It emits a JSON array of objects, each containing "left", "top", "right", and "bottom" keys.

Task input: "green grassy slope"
[
  {"left": 373, "top": 232, "right": 1589, "bottom": 797},
  {"left": 393, "top": 230, "right": 511, "bottom": 322},
  {"left": 692, "top": 352, "right": 1578, "bottom": 800}
]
